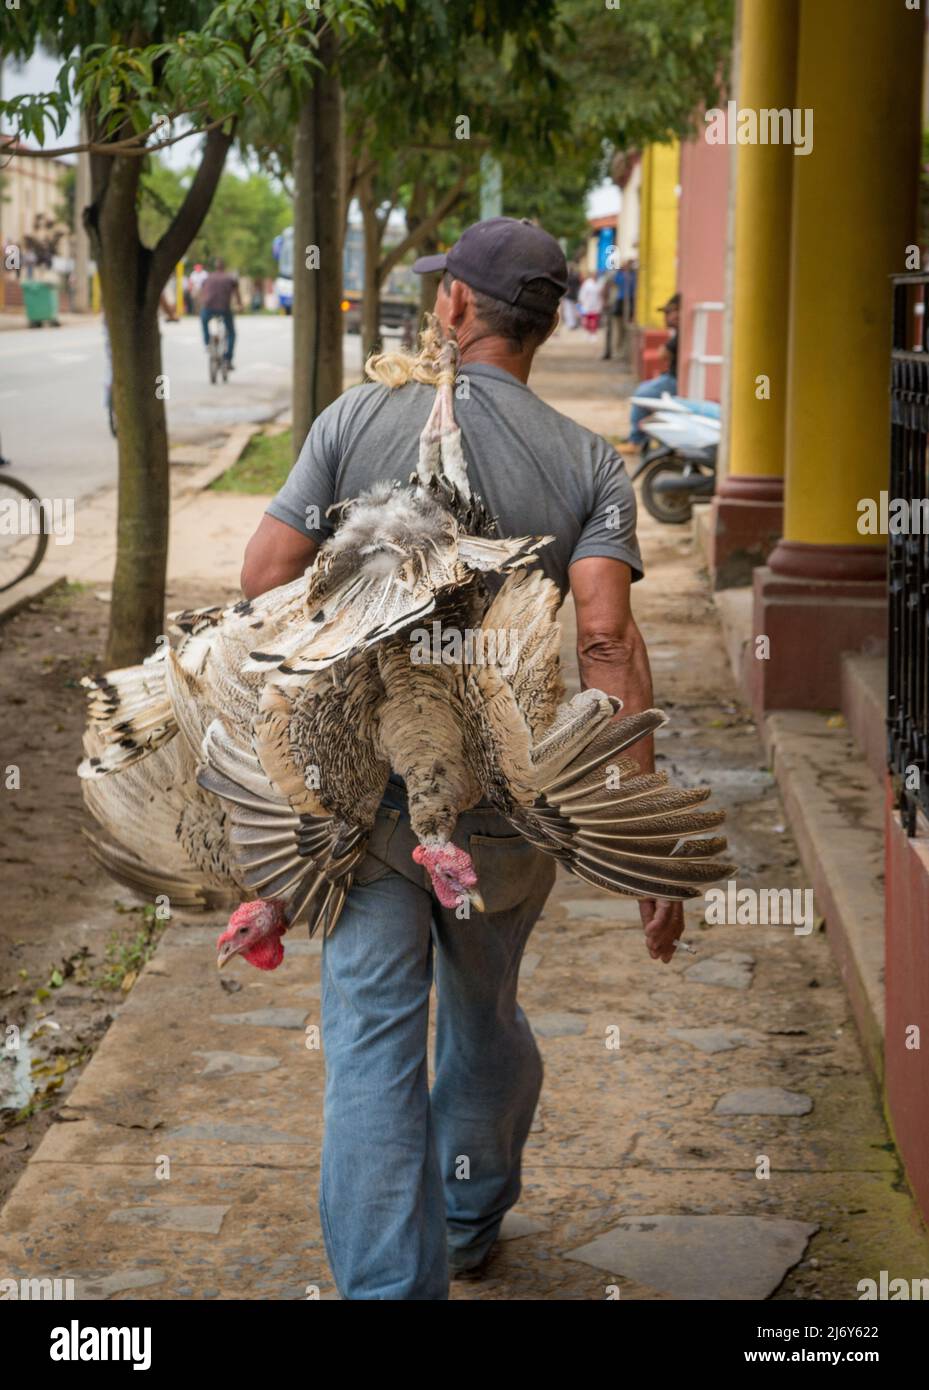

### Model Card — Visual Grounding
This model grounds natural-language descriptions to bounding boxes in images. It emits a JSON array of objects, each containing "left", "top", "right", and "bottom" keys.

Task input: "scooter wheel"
[{"left": 640, "top": 459, "right": 694, "bottom": 525}]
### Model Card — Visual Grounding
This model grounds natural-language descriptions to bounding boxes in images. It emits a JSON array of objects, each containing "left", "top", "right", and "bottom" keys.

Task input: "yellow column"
[
  {"left": 727, "top": 0, "right": 799, "bottom": 483},
  {"left": 778, "top": 0, "right": 923, "bottom": 563},
  {"left": 636, "top": 141, "right": 679, "bottom": 328}
]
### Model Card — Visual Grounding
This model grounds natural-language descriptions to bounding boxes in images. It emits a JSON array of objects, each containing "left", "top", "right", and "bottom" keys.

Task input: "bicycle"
[
  {"left": 207, "top": 314, "right": 229, "bottom": 384},
  {"left": 0, "top": 439, "right": 49, "bottom": 592}
]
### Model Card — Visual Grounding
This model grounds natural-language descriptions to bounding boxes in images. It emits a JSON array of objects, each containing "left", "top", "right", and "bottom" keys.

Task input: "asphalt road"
[{"left": 0, "top": 314, "right": 365, "bottom": 504}]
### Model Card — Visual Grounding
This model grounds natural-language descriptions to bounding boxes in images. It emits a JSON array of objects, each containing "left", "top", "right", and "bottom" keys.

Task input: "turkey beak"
[
  {"left": 468, "top": 889, "right": 486, "bottom": 914},
  {"left": 216, "top": 942, "right": 236, "bottom": 970}
]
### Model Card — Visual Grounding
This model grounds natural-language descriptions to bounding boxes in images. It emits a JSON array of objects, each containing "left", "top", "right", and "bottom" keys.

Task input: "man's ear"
[{"left": 447, "top": 278, "right": 473, "bottom": 329}]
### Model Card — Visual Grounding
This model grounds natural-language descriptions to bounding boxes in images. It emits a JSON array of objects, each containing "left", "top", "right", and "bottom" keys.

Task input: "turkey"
[{"left": 79, "top": 327, "right": 733, "bottom": 971}]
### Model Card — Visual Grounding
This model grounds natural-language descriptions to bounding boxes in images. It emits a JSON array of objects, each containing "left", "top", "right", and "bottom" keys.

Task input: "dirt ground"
[{"left": 0, "top": 580, "right": 236, "bottom": 1204}]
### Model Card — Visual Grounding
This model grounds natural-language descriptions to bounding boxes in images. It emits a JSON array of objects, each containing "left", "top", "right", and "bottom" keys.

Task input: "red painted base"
[
  {"left": 884, "top": 785, "right": 929, "bottom": 1227},
  {"left": 633, "top": 326, "right": 670, "bottom": 379},
  {"left": 749, "top": 563, "right": 886, "bottom": 716},
  {"left": 710, "top": 476, "right": 784, "bottom": 588}
]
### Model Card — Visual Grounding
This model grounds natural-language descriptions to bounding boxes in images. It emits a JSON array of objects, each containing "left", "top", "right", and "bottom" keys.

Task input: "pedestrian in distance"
[
  {"left": 199, "top": 257, "right": 242, "bottom": 370},
  {"left": 562, "top": 261, "right": 582, "bottom": 330},
  {"left": 578, "top": 271, "right": 603, "bottom": 333}
]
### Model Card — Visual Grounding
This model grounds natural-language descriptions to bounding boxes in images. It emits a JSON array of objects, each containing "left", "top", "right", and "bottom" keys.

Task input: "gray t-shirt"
[{"left": 266, "top": 362, "right": 643, "bottom": 599}]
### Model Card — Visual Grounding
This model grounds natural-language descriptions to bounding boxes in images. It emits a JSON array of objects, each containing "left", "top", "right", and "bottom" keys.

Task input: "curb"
[
  {"left": 172, "top": 421, "right": 264, "bottom": 497},
  {"left": 0, "top": 421, "right": 269, "bottom": 622},
  {"left": 0, "top": 573, "right": 66, "bottom": 627},
  {"left": 762, "top": 710, "right": 886, "bottom": 1087}
]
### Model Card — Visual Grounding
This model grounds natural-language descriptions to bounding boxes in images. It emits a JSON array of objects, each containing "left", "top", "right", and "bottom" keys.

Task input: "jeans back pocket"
[{"left": 468, "top": 832, "right": 556, "bottom": 914}]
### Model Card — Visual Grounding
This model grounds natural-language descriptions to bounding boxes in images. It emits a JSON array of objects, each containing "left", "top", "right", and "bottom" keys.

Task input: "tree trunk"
[
  {"left": 417, "top": 231, "right": 441, "bottom": 324},
  {"left": 92, "top": 150, "right": 170, "bottom": 667},
  {"left": 86, "top": 124, "right": 231, "bottom": 666},
  {"left": 359, "top": 171, "right": 383, "bottom": 360},
  {"left": 105, "top": 282, "right": 170, "bottom": 667},
  {"left": 292, "top": 27, "right": 344, "bottom": 456}
]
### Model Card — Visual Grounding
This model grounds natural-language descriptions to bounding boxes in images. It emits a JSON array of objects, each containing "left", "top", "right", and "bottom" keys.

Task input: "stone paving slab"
[
  {"left": 565, "top": 1214, "right": 819, "bottom": 1300},
  {"left": 35, "top": 1117, "right": 318, "bottom": 1172},
  {"left": 715, "top": 1087, "right": 813, "bottom": 1117},
  {"left": 0, "top": 1160, "right": 333, "bottom": 1301},
  {"left": 463, "top": 1168, "right": 929, "bottom": 1301}
]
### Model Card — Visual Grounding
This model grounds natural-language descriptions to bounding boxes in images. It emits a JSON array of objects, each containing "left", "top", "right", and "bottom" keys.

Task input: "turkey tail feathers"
[
  {"left": 487, "top": 702, "right": 735, "bottom": 901},
  {"left": 78, "top": 647, "right": 177, "bottom": 779},
  {"left": 522, "top": 705, "right": 734, "bottom": 900},
  {"left": 81, "top": 826, "right": 237, "bottom": 910}
]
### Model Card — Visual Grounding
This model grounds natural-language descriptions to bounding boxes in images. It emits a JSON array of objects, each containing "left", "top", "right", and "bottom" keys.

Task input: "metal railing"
[{"left": 888, "top": 272, "right": 929, "bottom": 834}]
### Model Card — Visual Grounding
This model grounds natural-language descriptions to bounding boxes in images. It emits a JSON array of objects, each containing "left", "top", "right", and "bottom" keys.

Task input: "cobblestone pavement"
[{"left": 1, "top": 333, "right": 926, "bottom": 1300}]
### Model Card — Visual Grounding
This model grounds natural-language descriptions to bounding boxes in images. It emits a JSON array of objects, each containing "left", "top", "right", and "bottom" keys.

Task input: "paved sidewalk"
[
  {"left": 1, "top": 333, "right": 926, "bottom": 1300},
  {"left": 0, "top": 311, "right": 98, "bottom": 333}
]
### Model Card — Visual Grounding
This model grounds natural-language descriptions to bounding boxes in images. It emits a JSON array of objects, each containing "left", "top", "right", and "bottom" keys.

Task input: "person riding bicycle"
[{"left": 199, "top": 258, "right": 242, "bottom": 371}]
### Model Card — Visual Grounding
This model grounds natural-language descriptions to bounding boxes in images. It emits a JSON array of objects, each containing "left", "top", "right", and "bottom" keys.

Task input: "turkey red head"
[
  {"left": 217, "top": 899, "right": 288, "bottom": 971},
  {"left": 412, "top": 842, "right": 485, "bottom": 914}
]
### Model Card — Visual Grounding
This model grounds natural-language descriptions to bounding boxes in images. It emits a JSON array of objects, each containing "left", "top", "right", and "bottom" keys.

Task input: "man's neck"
[{"left": 456, "top": 338, "right": 535, "bottom": 385}]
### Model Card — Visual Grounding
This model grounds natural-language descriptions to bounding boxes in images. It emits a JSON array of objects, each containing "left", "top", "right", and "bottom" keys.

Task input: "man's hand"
[
  {"left": 639, "top": 898, "right": 685, "bottom": 963},
  {"left": 570, "top": 557, "right": 684, "bottom": 963}
]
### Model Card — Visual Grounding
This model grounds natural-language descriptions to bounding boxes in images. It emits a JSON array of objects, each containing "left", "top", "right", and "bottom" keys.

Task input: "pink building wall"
[
  {"left": 885, "top": 789, "right": 929, "bottom": 1225},
  {"left": 676, "top": 135, "right": 729, "bottom": 402}
]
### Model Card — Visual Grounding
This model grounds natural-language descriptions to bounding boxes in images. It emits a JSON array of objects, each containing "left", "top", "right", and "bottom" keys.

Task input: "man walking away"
[
  {"left": 240, "top": 216, "right": 685, "bottom": 1300},
  {"left": 199, "top": 258, "right": 242, "bottom": 370},
  {"left": 612, "top": 261, "right": 636, "bottom": 345},
  {"left": 562, "top": 261, "right": 581, "bottom": 330}
]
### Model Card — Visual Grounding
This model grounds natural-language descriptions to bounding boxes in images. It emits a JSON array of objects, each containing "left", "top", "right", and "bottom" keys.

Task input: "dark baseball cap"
[{"left": 412, "top": 217, "right": 567, "bottom": 312}]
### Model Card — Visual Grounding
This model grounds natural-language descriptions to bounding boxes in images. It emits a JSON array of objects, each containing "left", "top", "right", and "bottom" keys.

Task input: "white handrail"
[{"left": 687, "top": 300, "right": 724, "bottom": 400}]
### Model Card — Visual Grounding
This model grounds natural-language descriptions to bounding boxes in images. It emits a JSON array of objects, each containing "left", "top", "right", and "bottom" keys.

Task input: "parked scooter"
[{"left": 628, "top": 394, "right": 720, "bottom": 524}]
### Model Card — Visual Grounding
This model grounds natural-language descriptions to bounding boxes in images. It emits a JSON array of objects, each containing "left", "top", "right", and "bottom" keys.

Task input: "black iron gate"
[{"left": 888, "top": 273, "right": 929, "bottom": 834}]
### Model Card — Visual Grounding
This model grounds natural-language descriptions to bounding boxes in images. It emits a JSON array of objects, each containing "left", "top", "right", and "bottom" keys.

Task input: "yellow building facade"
[{"left": 635, "top": 141, "right": 679, "bottom": 329}]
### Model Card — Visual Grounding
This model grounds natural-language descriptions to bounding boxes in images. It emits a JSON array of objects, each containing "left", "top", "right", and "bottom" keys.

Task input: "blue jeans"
[
  {"left": 200, "top": 307, "right": 235, "bottom": 363},
  {"left": 319, "top": 790, "right": 556, "bottom": 1300},
  {"left": 629, "top": 371, "right": 677, "bottom": 444}
]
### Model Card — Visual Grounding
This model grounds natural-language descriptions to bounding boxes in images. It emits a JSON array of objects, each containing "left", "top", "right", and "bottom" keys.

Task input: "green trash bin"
[{"left": 22, "top": 281, "right": 60, "bottom": 327}]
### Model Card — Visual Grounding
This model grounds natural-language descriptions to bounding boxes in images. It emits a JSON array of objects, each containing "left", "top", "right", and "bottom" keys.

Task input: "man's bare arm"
[
  {"left": 241, "top": 514, "right": 318, "bottom": 598},
  {"left": 569, "top": 555, "right": 684, "bottom": 963},
  {"left": 570, "top": 556, "right": 655, "bottom": 771}
]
